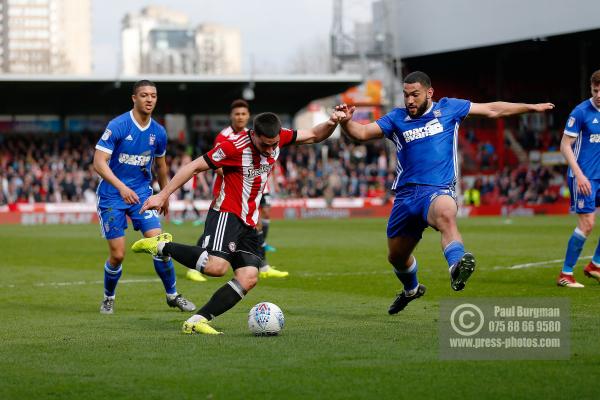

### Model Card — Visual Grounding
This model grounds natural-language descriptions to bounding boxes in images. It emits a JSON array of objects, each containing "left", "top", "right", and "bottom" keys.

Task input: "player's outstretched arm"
[
  {"left": 560, "top": 134, "right": 591, "bottom": 196},
  {"left": 141, "top": 156, "right": 210, "bottom": 212},
  {"left": 295, "top": 109, "right": 346, "bottom": 144},
  {"left": 93, "top": 149, "right": 140, "bottom": 204},
  {"left": 335, "top": 103, "right": 384, "bottom": 141},
  {"left": 468, "top": 102, "right": 555, "bottom": 118}
]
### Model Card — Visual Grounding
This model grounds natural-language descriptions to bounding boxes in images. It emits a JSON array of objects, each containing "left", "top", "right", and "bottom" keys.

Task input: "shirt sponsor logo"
[
  {"left": 212, "top": 148, "right": 226, "bottom": 162},
  {"left": 590, "top": 134, "right": 600, "bottom": 143},
  {"left": 102, "top": 129, "right": 112, "bottom": 141},
  {"left": 118, "top": 153, "right": 151, "bottom": 166},
  {"left": 246, "top": 164, "right": 272, "bottom": 178},
  {"left": 403, "top": 118, "right": 444, "bottom": 143},
  {"left": 567, "top": 117, "right": 575, "bottom": 128}
]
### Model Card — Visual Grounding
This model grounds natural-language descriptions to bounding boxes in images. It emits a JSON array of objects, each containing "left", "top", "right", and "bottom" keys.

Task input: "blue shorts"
[
  {"left": 387, "top": 185, "right": 456, "bottom": 240},
  {"left": 568, "top": 176, "right": 600, "bottom": 214},
  {"left": 97, "top": 198, "right": 162, "bottom": 240}
]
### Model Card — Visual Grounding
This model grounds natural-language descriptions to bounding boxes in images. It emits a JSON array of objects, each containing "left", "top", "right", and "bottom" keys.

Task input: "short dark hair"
[
  {"left": 133, "top": 80, "right": 156, "bottom": 95},
  {"left": 404, "top": 71, "right": 431, "bottom": 88},
  {"left": 591, "top": 70, "right": 600, "bottom": 86},
  {"left": 253, "top": 112, "right": 281, "bottom": 138},
  {"left": 230, "top": 99, "right": 250, "bottom": 112}
]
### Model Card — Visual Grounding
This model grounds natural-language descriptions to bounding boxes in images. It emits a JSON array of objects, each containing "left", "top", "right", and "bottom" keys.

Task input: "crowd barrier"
[{"left": 0, "top": 199, "right": 570, "bottom": 225}]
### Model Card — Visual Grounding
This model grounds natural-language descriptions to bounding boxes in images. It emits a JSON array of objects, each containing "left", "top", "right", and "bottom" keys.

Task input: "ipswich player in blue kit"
[
  {"left": 93, "top": 80, "right": 195, "bottom": 314},
  {"left": 557, "top": 70, "right": 600, "bottom": 288},
  {"left": 337, "top": 71, "right": 554, "bottom": 314}
]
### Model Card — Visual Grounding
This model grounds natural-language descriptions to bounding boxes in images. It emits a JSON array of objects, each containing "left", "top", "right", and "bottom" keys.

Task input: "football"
[{"left": 248, "top": 302, "right": 285, "bottom": 336}]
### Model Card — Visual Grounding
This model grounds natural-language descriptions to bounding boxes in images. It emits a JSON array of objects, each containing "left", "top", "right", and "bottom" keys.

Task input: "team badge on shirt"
[
  {"left": 101, "top": 129, "right": 112, "bottom": 141},
  {"left": 568, "top": 117, "right": 576, "bottom": 128},
  {"left": 434, "top": 110, "right": 442, "bottom": 117},
  {"left": 212, "top": 148, "right": 226, "bottom": 162},
  {"left": 149, "top": 134, "right": 156, "bottom": 146}
]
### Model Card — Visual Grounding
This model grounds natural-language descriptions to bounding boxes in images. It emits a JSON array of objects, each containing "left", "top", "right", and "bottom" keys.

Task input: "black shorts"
[
  {"left": 197, "top": 209, "right": 262, "bottom": 269},
  {"left": 260, "top": 192, "right": 271, "bottom": 208}
]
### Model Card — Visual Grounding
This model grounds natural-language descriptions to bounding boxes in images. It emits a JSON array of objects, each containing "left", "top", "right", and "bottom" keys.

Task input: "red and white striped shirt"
[
  {"left": 212, "top": 126, "right": 247, "bottom": 198},
  {"left": 203, "top": 129, "right": 296, "bottom": 227}
]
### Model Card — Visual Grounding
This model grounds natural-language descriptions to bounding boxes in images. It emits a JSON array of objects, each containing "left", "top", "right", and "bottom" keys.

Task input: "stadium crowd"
[{"left": 0, "top": 131, "right": 567, "bottom": 207}]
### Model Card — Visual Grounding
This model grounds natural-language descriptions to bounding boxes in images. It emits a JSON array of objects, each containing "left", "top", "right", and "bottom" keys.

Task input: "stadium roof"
[
  {"left": 0, "top": 74, "right": 362, "bottom": 116},
  {"left": 385, "top": 0, "right": 600, "bottom": 58}
]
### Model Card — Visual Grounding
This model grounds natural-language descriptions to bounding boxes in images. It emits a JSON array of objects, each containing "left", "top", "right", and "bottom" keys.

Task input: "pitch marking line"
[
  {"left": 1, "top": 256, "right": 595, "bottom": 288},
  {"left": 0, "top": 278, "right": 160, "bottom": 289},
  {"left": 493, "top": 255, "right": 592, "bottom": 270}
]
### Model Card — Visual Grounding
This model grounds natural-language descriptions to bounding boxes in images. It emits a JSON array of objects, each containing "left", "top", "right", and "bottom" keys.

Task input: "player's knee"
[
  {"left": 579, "top": 219, "right": 595, "bottom": 235},
  {"left": 110, "top": 253, "right": 125, "bottom": 266},
  {"left": 435, "top": 207, "right": 457, "bottom": 229},
  {"left": 236, "top": 270, "right": 258, "bottom": 291},
  {"left": 204, "top": 259, "right": 229, "bottom": 276}
]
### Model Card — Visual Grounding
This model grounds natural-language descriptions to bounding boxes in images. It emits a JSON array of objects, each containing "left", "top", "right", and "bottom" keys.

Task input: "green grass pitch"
[{"left": 0, "top": 216, "right": 598, "bottom": 399}]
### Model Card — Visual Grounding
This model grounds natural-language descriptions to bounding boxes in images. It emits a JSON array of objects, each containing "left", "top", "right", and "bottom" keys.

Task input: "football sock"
[
  {"left": 259, "top": 259, "right": 270, "bottom": 272},
  {"left": 562, "top": 228, "right": 587, "bottom": 274},
  {"left": 186, "top": 314, "right": 206, "bottom": 324},
  {"left": 166, "top": 292, "right": 180, "bottom": 301},
  {"left": 444, "top": 241, "right": 465, "bottom": 270},
  {"left": 153, "top": 256, "right": 177, "bottom": 295},
  {"left": 162, "top": 242, "right": 205, "bottom": 270},
  {"left": 103, "top": 260, "right": 122, "bottom": 297},
  {"left": 393, "top": 257, "right": 418, "bottom": 293},
  {"left": 592, "top": 237, "right": 600, "bottom": 266},
  {"left": 262, "top": 219, "right": 270, "bottom": 241},
  {"left": 197, "top": 279, "right": 246, "bottom": 320},
  {"left": 257, "top": 230, "right": 266, "bottom": 254}
]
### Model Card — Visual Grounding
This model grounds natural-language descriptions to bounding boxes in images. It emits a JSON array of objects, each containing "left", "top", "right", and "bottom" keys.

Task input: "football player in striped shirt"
[{"left": 132, "top": 109, "right": 346, "bottom": 334}]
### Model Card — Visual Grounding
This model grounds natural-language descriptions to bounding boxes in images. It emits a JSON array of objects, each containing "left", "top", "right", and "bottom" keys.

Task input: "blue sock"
[
  {"left": 393, "top": 257, "right": 418, "bottom": 293},
  {"left": 563, "top": 228, "right": 587, "bottom": 274},
  {"left": 444, "top": 241, "right": 465, "bottom": 270},
  {"left": 104, "top": 261, "right": 122, "bottom": 297},
  {"left": 153, "top": 257, "right": 177, "bottom": 295},
  {"left": 592, "top": 237, "right": 600, "bottom": 266}
]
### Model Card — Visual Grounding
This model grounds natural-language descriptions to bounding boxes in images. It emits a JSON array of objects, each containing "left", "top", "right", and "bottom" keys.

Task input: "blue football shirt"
[
  {"left": 95, "top": 110, "right": 167, "bottom": 202},
  {"left": 564, "top": 99, "right": 600, "bottom": 179},
  {"left": 376, "top": 97, "right": 471, "bottom": 189}
]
